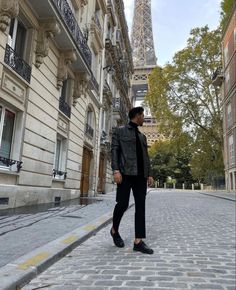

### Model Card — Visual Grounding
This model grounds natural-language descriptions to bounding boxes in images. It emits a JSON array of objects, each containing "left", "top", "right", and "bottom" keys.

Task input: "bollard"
[
  {"left": 192, "top": 184, "right": 194, "bottom": 190},
  {"left": 200, "top": 183, "right": 204, "bottom": 190},
  {"left": 173, "top": 183, "right": 176, "bottom": 189},
  {"left": 164, "top": 182, "right": 166, "bottom": 189},
  {"left": 182, "top": 183, "right": 185, "bottom": 190}
]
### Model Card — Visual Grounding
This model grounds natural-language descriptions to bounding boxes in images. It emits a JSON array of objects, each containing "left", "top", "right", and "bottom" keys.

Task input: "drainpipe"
[{"left": 94, "top": 5, "right": 108, "bottom": 196}]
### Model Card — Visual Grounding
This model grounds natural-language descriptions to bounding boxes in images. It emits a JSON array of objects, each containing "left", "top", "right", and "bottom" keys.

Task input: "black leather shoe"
[
  {"left": 110, "top": 229, "right": 125, "bottom": 248},
  {"left": 133, "top": 241, "right": 154, "bottom": 254}
]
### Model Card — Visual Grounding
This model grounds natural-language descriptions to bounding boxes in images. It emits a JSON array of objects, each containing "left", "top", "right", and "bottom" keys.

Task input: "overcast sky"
[{"left": 124, "top": 0, "right": 221, "bottom": 66}]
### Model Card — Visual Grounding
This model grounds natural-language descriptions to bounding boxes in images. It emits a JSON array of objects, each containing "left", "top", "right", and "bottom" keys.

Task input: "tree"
[
  {"left": 147, "top": 26, "right": 222, "bottom": 147},
  {"left": 149, "top": 132, "right": 194, "bottom": 188},
  {"left": 146, "top": 26, "right": 224, "bottom": 185},
  {"left": 220, "top": 0, "right": 235, "bottom": 27}
]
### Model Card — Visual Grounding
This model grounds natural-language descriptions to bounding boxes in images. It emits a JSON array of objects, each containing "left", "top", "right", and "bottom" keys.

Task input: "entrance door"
[
  {"left": 80, "top": 147, "right": 92, "bottom": 197},
  {"left": 97, "top": 153, "right": 106, "bottom": 193}
]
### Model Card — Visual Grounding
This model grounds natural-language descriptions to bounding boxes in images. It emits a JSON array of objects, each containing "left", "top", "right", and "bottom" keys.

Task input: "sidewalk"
[
  {"left": 0, "top": 191, "right": 123, "bottom": 289},
  {"left": 21, "top": 190, "right": 235, "bottom": 290}
]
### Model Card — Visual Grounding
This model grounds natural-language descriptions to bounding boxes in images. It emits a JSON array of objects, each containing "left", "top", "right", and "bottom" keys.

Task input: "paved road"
[
  {"left": 23, "top": 190, "right": 236, "bottom": 290},
  {"left": 0, "top": 194, "right": 117, "bottom": 268}
]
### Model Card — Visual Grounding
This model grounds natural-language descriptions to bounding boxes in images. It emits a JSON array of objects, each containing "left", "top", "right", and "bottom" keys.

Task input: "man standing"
[{"left": 110, "top": 107, "right": 154, "bottom": 254}]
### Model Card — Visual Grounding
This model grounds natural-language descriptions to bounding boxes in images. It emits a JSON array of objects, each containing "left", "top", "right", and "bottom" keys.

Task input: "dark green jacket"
[{"left": 111, "top": 124, "right": 150, "bottom": 178}]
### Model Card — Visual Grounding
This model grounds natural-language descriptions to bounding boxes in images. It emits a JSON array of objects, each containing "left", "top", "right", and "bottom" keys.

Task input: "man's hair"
[{"left": 128, "top": 106, "right": 144, "bottom": 120}]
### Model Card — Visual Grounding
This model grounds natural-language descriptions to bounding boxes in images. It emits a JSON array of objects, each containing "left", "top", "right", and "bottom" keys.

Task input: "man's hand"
[
  {"left": 114, "top": 171, "right": 122, "bottom": 184},
  {"left": 147, "top": 176, "right": 154, "bottom": 187}
]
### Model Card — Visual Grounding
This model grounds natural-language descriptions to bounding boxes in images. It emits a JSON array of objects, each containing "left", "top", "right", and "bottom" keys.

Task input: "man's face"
[{"left": 137, "top": 112, "right": 144, "bottom": 126}]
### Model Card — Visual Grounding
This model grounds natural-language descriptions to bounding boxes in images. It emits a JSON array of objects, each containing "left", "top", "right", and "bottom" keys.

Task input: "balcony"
[
  {"left": 59, "top": 97, "right": 71, "bottom": 118},
  {"left": 52, "top": 0, "right": 91, "bottom": 67},
  {"left": 113, "top": 97, "right": 128, "bottom": 124},
  {"left": 90, "top": 74, "right": 99, "bottom": 94},
  {"left": 27, "top": 0, "right": 92, "bottom": 71},
  {"left": 212, "top": 68, "right": 224, "bottom": 87},
  {"left": 107, "top": 0, "right": 116, "bottom": 26},
  {"left": 4, "top": 44, "right": 31, "bottom": 83},
  {"left": 0, "top": 156, "right": 23, "bottom": 172},
  {"left": 85, "top": 123, "right": 94, "bottom": 138}
]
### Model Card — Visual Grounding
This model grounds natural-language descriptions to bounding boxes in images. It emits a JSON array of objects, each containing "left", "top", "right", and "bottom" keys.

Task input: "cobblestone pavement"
[
  {"left": 23, "top": 190, "right": 236, "bottom": 290},
  {"left": 0, "top": 193, "right": 117, "bottom": 267}
]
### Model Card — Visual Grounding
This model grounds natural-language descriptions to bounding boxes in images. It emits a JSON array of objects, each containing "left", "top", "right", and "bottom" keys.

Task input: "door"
[
  {"left": 97, "top": 153, "right": 106, "bottom": 193},
  {"left": 80, "top": 147, "right": 93, "bottom": 197}
]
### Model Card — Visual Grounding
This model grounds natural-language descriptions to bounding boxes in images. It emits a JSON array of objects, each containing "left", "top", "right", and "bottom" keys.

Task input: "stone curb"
[{"left": 0, "top": 198, "right": 133, "bottom": 290}]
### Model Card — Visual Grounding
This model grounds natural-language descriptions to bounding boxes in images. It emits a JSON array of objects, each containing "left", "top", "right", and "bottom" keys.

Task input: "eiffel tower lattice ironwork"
[
  {"left": 131, "top": 0, "right": 156, "bottom": 67},
  {"left": 130, "top": 0, "right": 160, "bottom": 147}
]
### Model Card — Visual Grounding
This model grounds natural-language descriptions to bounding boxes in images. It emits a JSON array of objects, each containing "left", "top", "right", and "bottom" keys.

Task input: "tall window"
[
  {"left": 229, "top": 135, "right": 235, "bottom": 165},
  {"left": 225, "top": 69, "right": 230, "bottom": 92},
  {"left": 224, "top": 43, "right": 229, "bottom": 66},
  {"left": 53, "top": 135, "right": 67, "bottom": 179},
  {"left": 234, "top": 27, "right": 236, "bottom": 47},
  {"left": 8, "top": 18, "right": 27, "bottom": 58},
  {"left": 226, "top": 102, "right": 233, "bottom": 128},
  {"left": 0, "top": 105, "right": 15, "bottom": 165},
  {"left": 85, "top": 108, "right": 94, "bottom": 138},
  {"left": 59, "top": 79, "right": 73, "bottom": 118}
]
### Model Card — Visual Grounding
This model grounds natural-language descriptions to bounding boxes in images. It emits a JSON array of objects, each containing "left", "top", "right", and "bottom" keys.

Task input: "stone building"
[
  {"left": 213, "top": 3, "right": 236, "bottom": 192},
  {"left": 0, "top": 0, "right": 132, "bottom": 209}
]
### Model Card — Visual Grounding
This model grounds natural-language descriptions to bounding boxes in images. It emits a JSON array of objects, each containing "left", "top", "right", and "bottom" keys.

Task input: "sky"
[{"left": 124, "top": 0, "right": 221, "bottom": 66}]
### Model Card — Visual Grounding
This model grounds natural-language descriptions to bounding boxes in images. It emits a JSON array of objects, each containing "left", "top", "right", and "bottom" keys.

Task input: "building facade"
[
  {"left": 213, "top": 4, "right": 236, "bottom": 192},
  {"left": 0, "top": 0, "right": 132, "bottom": 209},
  {"left": 222, "top": 5, "right": 236, "bottom": 192}
]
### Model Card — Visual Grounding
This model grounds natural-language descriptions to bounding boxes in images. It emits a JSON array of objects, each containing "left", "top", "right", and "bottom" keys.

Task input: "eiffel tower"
[{"left": 130, "top": 0, "right": 159, "bottom": 146}]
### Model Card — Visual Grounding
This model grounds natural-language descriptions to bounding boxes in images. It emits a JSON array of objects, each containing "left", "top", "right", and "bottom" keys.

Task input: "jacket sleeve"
[
  {"left": 111, "top": 127, "right": 120, "bottom": 171},
  {"left": 144, "top": 135, "right": 151, "bottom": 177}
]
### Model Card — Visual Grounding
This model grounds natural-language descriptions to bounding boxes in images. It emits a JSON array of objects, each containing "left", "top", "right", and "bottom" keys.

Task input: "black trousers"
[{"left": 112, "top": 175, "right": 147, "bottom": 238}]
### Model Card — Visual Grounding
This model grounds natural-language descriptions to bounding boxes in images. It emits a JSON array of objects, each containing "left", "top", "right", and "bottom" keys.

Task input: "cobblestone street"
[{"left": 23, "top": 190, "right": 236, "bottom": 290}]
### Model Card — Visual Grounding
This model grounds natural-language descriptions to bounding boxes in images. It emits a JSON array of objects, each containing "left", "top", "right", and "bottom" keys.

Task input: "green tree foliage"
[
  {"left": 149, "top": 133, "right": 194, "bottom": 188},
  {"left": 220, "top": 0, "right": 235, "bottom": 27},
  {"left": 146, "top": 26, "right": 224, "bottom": 185}
]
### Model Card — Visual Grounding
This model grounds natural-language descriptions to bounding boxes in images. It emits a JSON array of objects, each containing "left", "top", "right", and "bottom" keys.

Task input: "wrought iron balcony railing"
[
  {"left": 59, "top": 97, "right": 71, "bottom": 118},
  {"left": 113, "top": 97, "right": 128, "bottom": 123},
  {"left": 4, "top": 44, "right": 31, "bottom": 83},
  {"left": 52, "top": 0, "right": 92, "bottom": 67},
  {"left": 85, "top": 123, "right": 94, "bottom": 138},
  {"left": 53, "top": 169, "right": 67, "bottom": 179},
  {"left": 90, "top": 74, "right": 99, "bottom": 93},
  {"left": 0, "top": 156, "right": 23, "bottom": 172}
]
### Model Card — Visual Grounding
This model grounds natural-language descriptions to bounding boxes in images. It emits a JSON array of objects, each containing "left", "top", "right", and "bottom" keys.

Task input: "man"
[{"left": 110, "top": 106, "right": 154, "bottom": 254}]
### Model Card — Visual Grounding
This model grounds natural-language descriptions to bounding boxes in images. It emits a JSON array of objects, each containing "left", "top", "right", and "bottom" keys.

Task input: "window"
[
  {"left": 229, "top": 135, "right": 235, "bottom": 165},
  {"left": 85, "top": 108, "right": 94, "bottom": 138},
  {"left": 59, "top": 79, "right": 73, "bottom": 118},
  {"left": 53, "top": 135, "right": 67, "bottom": 179},
  {"left": 225, "top": 69, "right": 230, "bottom": 92},
  {"left": 8, "top": 18, "right": 27, "bottom": 59},
  {"left": 0, "top": 106, "right": 15, "bottom": 167},
  {"left": 226, "top": 102, "right": 233, "bottom": 128},
  {"left": 234, "top": 27, "right": 236, "bottom": 47},
  {"left": 224, "top": 43, "right": 229, "bottom": 65}
]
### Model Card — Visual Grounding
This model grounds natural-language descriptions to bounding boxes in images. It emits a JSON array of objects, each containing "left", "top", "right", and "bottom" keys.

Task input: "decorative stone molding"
[
  {"left": 35, "top": 20, "right": 60, "bottom": 68},
  {"left": 73, "top": 72, "right": 90, "bottom": 105},
  {"left": 57, "top": 50, "right": 77, "bottom": 89},
  {"left": 0, "top": 0, "right": 19, "bottom": 32}
]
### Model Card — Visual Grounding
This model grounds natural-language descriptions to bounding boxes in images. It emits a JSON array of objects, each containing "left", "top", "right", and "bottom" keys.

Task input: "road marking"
[
  {"left": 83, "top": 224, "right": 96, "bottom": 231},
  {"left": 61, "top": 235, "right": 77, "bottom": 244},
  {"left": 17, "top": 252, "right": 49, "bottom": 270}
]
